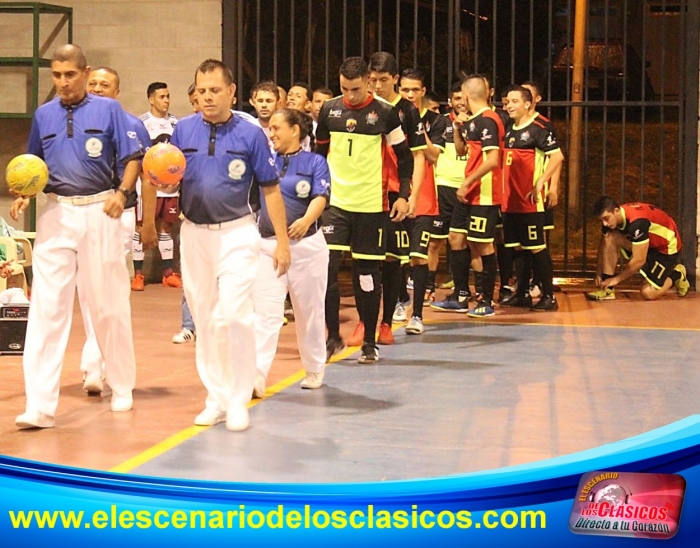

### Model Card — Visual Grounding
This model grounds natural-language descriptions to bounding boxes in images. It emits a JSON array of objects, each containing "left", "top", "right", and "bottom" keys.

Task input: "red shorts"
[{"left": 155, "top": 196, "right": 180, "bottom": 223}]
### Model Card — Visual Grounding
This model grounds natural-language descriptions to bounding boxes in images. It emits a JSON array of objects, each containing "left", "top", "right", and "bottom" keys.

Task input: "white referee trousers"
[
  {"left": 23, "top": 196, "right": 136, "bottom": 417},
  {"left": 253, "top": 230, "right": 329, "bottom": 378},
  {"left": 79, "top": 207, "right": 136, "bottom": 378},
  {"left": 181, "top": 216, "right": 260, "bottom": 413}
]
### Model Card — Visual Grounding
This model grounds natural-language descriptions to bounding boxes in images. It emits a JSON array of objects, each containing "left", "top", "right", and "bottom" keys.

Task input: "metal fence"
[{"left": 223, "top": 0, "right": 699, "bottom": 279}]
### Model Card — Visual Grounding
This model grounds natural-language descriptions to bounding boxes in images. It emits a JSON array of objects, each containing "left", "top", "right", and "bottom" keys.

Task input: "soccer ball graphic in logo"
[
  {"left": 143, "top": 143, "right": 186, "bottom": 185},
  {"left": 5, "top": 154, "right": 49, "bottom": 196}
]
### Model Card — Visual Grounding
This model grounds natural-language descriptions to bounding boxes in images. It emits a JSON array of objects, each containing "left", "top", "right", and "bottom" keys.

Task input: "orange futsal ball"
[{"left": 143, "top": 143, "right": 186, "bottom": 185}]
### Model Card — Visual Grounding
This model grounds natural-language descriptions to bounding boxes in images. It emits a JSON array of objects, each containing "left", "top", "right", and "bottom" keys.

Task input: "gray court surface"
[{"left": 133, "top": 321, "right": 700, "bottom": 483}]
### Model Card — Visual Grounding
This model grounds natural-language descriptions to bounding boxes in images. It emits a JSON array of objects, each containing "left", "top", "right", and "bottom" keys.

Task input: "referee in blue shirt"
[
  {"left": 171, "top": 59, "right": 290, "bottom": 432},
  {"left": 11, "top": 45, "right": 142, "bottom": 429}
]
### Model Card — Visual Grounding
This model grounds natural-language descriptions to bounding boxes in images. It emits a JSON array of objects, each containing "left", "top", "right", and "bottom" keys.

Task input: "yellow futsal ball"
[{"left": 5, "top": 154, "right": 49, "bottom": 196}]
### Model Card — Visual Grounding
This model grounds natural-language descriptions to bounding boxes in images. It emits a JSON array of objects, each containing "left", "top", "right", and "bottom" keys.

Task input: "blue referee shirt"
[
  {"left": 258, "top": 150, "right": 330, "bottom": 238},
  {"left": 27, "top": 94, "right": 141, "bottom": 196},
  {"left": 171, "top": 113, "right": 278, "bottom": 224}
]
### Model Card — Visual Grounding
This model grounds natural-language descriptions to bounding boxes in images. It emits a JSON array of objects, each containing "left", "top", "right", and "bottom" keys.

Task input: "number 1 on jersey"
[{"left": 347, "top": 138, "right": 353, "bottom": 156}]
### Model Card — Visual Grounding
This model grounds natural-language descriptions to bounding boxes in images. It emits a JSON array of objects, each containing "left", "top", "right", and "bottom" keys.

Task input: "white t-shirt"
[{"left": 139, "top": 111, "right": 179, "bottom": 197}]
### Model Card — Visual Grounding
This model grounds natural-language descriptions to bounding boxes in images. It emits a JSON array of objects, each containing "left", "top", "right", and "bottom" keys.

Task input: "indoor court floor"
[{"left": 0, "top": 282, "right": 698, "bottom": 483}]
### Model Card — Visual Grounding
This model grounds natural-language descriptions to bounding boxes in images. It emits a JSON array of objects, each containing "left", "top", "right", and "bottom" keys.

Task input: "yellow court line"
[
  {"left": 111, "top": 313, "right": 696, "bottom": 473},
  {"left": 111, "top": 343, "right": 360, "bottom": 474}
]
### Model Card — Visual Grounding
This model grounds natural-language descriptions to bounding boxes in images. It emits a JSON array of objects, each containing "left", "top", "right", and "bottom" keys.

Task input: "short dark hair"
[
  {"left": 339, "top": 56, "right": 369, "bottom": 80},
  {"left": 274, "top": 108, "right": 315, "bottom": 148},
  {"left": 147, "top": 82, "right": 168, "bottom": 98},
  {"left": 593, "top": 196, "right": 620, "bottom": 217},
  {"left": 400, "top": 68, "right": 426, "bottom": 87},
  {"left": 368, "top": 51, "right": 399, "bottom": 76},
  {"left": 313, "top": 87, "right": 334, "bottom": 98},
  {"left": 507, "top": 84, "right": 533, "bottom": 104},
  {"left": 51, "top": 44, "right": 87, "bottom": 70},
  {"left": 522, "top": 80, "right": 543, "bottom": 99},
  {"left": 425, "top": 90, "right": 441, "bottom": 103},
  {"left": 196, "top": 59, "right": 234, "bottom": 86},
  {"left": 290, "top": 82, "right": 312, "bottom": 101},
  {"left": 251, "top": 81, "right": 280, "bottom": 100},
  {"left": 91, "top": 66, "right": 120, "bottom": 88},
  {"left": 450, "top": 81, "right": 463, "bottom": 96}
]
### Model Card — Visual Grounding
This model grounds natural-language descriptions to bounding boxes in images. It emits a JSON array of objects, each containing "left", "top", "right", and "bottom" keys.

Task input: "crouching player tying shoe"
[
  {"left": 587, "top": 196, "right": 689, "bottom": 301},
  {"left": 253, "top": 109, "right": 330, "bottom": 393},
  {"left": 500, "top": 85, "right": 564, "bottom": 311}
]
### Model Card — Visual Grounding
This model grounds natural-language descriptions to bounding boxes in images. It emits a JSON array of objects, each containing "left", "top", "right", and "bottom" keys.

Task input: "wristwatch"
[{"left": 117, "top": 187, "right": 129, "bottom": 199}]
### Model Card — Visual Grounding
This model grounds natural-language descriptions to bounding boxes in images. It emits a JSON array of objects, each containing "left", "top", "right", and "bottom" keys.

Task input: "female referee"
[{"left": 253, "top": 108, "right": 330, "bottom": 393}]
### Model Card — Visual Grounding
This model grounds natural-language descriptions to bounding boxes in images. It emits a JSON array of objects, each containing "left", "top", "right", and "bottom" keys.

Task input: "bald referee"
[{"left": 12, "top": 45, "right": 141, "bottom": 429}]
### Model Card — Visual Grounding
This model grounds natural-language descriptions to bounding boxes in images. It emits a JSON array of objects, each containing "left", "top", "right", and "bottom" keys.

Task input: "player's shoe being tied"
[
  {"left": 467, "top": 300, "right": 496, "bottom": 318},
  {"left": 301, "top": 370, "right": 325, "bottom": 389},
  {"left": 531, "top": 295, "right": 559, "bottom": 311},
  {"left": 325, "top": 337, "right": 345, "bottom": 362},
  {"left": 377, "top": 322, "right": 395, "bottom": 345},
  {"left": 162, "top": 272, "right": 183, "bottom": 288},
  {"left": 674, "top": 264, "right": 689, "bottom": 297},
  {"left": 131, "top": 273, "right": 145, "bottom": 291},
  {"left": 358, "top": 343, "right": 379, "bottom": 364},
  {"left": 405, "top": 316, "right": 425, "bottom": 335},
  {"left": 586, "top": 287, "right": 616, "bottom": 301},
  {"left": 172, "top": 328, "right": 195, "bottom": 344},
  {"left": 430, "top": 291, "right": 469, "bottom": 313},
  {"left": 346, "top": 322, "right": 365, "bottom": 346},
  {"left": 392, "top": 300, "right": 409, "bottom": 323}
]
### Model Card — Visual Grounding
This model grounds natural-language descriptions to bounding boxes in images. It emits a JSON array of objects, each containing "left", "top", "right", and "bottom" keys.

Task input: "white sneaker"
[
  {"left": 301, "top": 370, "right": 325, "bottom": 389},
  {"left": 226, "top": 405, "right": 250, "bottom": 432},
  {"left": 392, "top": 301, "right": 408, "bottom": 323},
  {"left": 405, "top": 316, "right": 425, "bottom": 334},
  {"left": 82, "top": 372, "right": 104, "bottom": 395},
  {"left": 172, "top": 328, "right": 195, "bottom": 344},
  {"left": 253, "top": 373, "right": 266, "bottom": 399},
  {"left": 194, "top": 408, "right": 226, "bottom": 426},
  {"left": 15, "top": 411, "right": 55, "bottom": 430},
  {"left": 111, "top": 392, "right": 133, "bottom": 412}
]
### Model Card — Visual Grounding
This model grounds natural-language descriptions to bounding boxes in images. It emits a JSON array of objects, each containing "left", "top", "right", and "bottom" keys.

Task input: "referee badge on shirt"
[
  {"left": 295, "top": 179, "right": 311, "bottom": 199},
  {"left": 228, "top": 159, "right": 247, "bottom": 180},
  {"left": 85, "top": 137, "right": 103, "bottom": 158}
]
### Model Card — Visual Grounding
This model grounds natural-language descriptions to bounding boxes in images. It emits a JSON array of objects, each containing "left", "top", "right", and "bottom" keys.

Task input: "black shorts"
[
  {"left": 621, "top": 248, "right": 680, "bottom": 290},
  {"left": 434, "top": 185, "right": 459, "bottom": 238},
  {"left": 385, "top": 193, "right": 410, "bottom": 261},
  {"left": 451, "top": 204, "right": 500, "bottom": 243},
  {"left": 544, "top": 208, "right": 555, "bottom": 231},
  {"left": 410, "top": 215, "right": 440, "bottom": 259},
  {"left": 322, "top": 206, "right": 388, "bottom": 260},
  {"left": 503, "top": 212, "right": 547, "bottom": 251}
]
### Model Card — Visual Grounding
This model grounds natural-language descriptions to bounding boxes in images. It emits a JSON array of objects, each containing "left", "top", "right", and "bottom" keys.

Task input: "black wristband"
[{"left": 117, "top": 187, "right": 129, "bottom": 199}]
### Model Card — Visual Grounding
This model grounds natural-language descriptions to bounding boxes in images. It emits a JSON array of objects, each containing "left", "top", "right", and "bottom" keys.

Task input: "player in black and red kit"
[
  {"left": 500, "top": 85, "right": 564, "bottom": 311},
  {"left": 587, "top": 196, "right": 689, "bottom": 301}
]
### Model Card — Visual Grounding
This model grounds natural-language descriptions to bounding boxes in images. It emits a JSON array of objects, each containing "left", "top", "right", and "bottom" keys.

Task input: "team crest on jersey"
[
  {"left": 398, "top": 109, "right": 405, "bottom": 123},
  {"left": 85, "top": 137, "right": 103, "bottom": 158},
  {"left": 328, "top": 109, "right": 342, "bottom": 118},
  {"left": 228, "top": 159, "right": 247, "bottom": 180},
  {"left": 346, "top": 118, "right": 357, "bottom": 132},
  {"left": 295, "top": 179, "right": 311, "bottom": 198},
  {"left": 508, "top": 136, "right": 516, "bottom": 147},
  {"left": 469, "top": 122, "right": 477, "bottom": 133},
  {"left": 416, "top": 122, "right": 424, "bottom": 136},
  {"left": 521, "top": 131, "right": 531, "bottom": 141},
  {"left": 366, "top": 111, "right": 379, "bottom": 125}
]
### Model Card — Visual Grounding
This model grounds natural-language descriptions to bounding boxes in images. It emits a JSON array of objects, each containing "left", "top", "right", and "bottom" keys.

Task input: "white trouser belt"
[
  {"left": 184, "top": 214, "right": 254, "bottom": 231},
  {"left": 47, "top": 189, "right": 113, "bottom": 206}
]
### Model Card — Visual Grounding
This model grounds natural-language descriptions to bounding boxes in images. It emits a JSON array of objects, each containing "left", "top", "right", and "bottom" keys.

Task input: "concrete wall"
[{"left": 0, "top": 0, "right": 222, "bottom": 117}]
